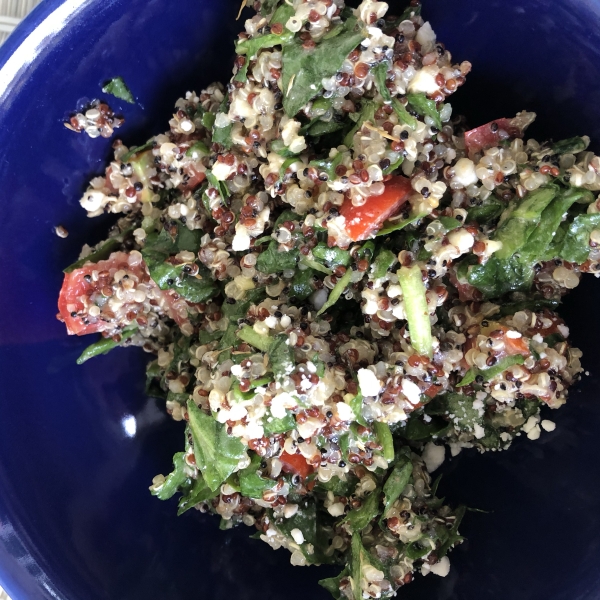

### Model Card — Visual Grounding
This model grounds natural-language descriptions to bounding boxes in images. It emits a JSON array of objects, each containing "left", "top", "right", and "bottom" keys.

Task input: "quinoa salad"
[{"left": 56, "top": 0, "right": 598, "bottom": 597}]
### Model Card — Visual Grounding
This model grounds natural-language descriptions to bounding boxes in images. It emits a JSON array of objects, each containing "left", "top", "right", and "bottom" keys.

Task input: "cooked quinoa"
[{"left": 57, "top": 1, "right": 597, "bottom": 598}]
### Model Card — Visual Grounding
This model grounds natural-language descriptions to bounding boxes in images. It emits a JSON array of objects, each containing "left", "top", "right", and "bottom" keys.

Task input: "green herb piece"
[
  {"left": 382, "top": 457, "right": 412, "bottom": 518},
  {"left": 373, "top": 60, "right": 391, "bottom": 102},
  {"left": 341, "top": 487, "right": 380, "bottom": 532},
  {"left": 309, "top": 151, "right": 345, "bottom": 181},
  {"left": 281, "top": 16, "right": 365, "bottom": 117},
  {"left": 304, "top": 118, "right": 347, "bottom": 138},
  {"left": 205, "top": 168, "right": 231, "bottom": 200},
  {"left": 63, "top": 236, "right": 124, "bottom": 273},
  {"left": 177, "top": 475, "right": 218, "bottom": 515},
  {"left": 280, "top": 156, "right": 304, "bottom": 179},
  {"left": 76, "top": 326, "right": 137, "bottom": 364},
  {"left": 256, "top": 240, "right": 299, "bottom": 274},
  {"left": 151, "top": 452, "right": 188, "bottom": 501},
  {"left": 457, "top": 354, "right": 525, "bottom": 387},
  {"left": 186, "top": 140, "right": 210, "bottom": 159},
  {"left": 349, "top": 391, "right": 367, "bottom": 426},
  {"left": 317, "top": 268, "right": 353, "bottom": 315},
  {"left": 403, "top": 414, "right": 450, "bottom": 441},
  {"left": 102, "top": 76, "right": 135, "bottom": 103},
  {"left": 371, "top": 249, "right": 396, "bottom": 280},
  {"left": 398, "top": 265, "right": 432, "bottom": 357},
  {"left": 186, "top": 400, "right": 246, "bottom": 492},
  {"left": 544, "top": 332, "right": 565, "bottom": 347},
  {"left": 407, "top": 92, "right": 442, "bottom": 129},
  {"left": 391, "top": 98, "right": 418, "bottom": 129},
  {"left": 551, "top": 136, "right": 587, "bottom": 155},
  {"left": 236, "top": 5, "right": 294, "bottom": 58},
  {"left": 445, "top": 393, "right": 484, "bottom": 432},
  {"left": 212, "top": 98, "right": 233, "bottom": 149},
  {"left": 312, "top": 243, "right": 351, "bottom": 268},
  {"left": 374, "top": 421, "right": 394, "bottom": 462},
  {"left": 122, "top": 139, "right": 154, "bottom": 162},
  {"left": 376, "top": 213, "right": 425, "bottom": 237},
  {"left": 382, "top": 153, "right": 404, "bottom": 175},
  {"left": 439, "top": 505, "right": 466, "bottom": 557},
  {"left": 437, "top": 216, "right": 461, "bottom": 231},
  {"left": 237, "top": 325, "right": 271, "bottom": 352}
]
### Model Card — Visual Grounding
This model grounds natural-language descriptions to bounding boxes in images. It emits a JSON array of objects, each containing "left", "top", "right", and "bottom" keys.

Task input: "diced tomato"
[
  {"left": 58, "top": 252, "right": 146, "bottom": 335},
  {"left": 423, "top": 383, "right": 443, "bottom": 399},
  {"left": 464, "top": 112, "right": 536, "bottom": 156},
  {"left": 480, "top": 322, "right": 530, "bottom": 357},
  {"left": 448, "top": 268, "right": 482, "bottom": 302},
  {"left": 182, "top": 166, "right": 206, "bottom": 192},
  {"left": 279, "top": 451, "right": 314, "bottom": 481},
  {"left": 338, "top": 175, "right": 413, "bottom": 242}
]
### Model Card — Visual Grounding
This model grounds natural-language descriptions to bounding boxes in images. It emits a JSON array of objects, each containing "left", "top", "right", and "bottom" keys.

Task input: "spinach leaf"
[
  {"left": 263, "top": 410, "right": 296, "bottom": 435},
  {"left": 319, "top": 568, "right": 348, "bottom": 600},
  {"left": 268, "top": 334, "right": 295, "bottom": 380},
  {"left": 152, "top": 452, "right": 188, "bottom": 501},
  {"left": 102, "top": 76, "right": 135, "bottom": 103},
  {"left": 282, "top": 17, "right": 365, "bottom": 117},
  {"left": 235, "top": 28, "right": 294, "bottom": 58},
  {"left": 341, "top": 487, "right": 380, "bottom": 532},
  {"left": 317, "top": 268, "right": 353, "bottom": 316},
  {"left": 256, "top": 240, "right": 299, "bottom": 273},
  {"left": 559, "top": 213, "right": 600, "bottom": 263},
  {"left": 177, "top": 475, "right": 219, "bottom": 515},
  {"left": 186, "top": 400, "right": 246, "bottom": 491},
  {"left": 438, "top": 216, "right": 461, "bottom": 231},
  {"left": 144, "top": 260, "right": 217, "bottom": 303},
  {"left": 391, "top": 98, "right": 418, "bottom": 129},
  {"left": 239, "top": 453, "right": 276, "bottom": 498},
  {"left": 551, "top": 136, "right": 587, "bottom": 155},
  {"left": 312, "top": 243, "right": 351, "bottom": 268},
  {"left": 457, "top": 354, "right": 525, "bottom": 387},
  {"left": 467, "top": 195, "right": 504, "bottom": 224},
  {"left": 371, "top": 249, "right": 396, "bottom": 280},
  {"left": 445, "top": 393, "right": 483, "bottom": 432},
  {"left": 403, "top": 414, "right": 450, "bottom": 441},
  {"left": 350, "top": 533, "right": 385, "bottom": 600},
  {"left": 304, "top": 117, "right": 347, "bottom": 138},
  {"left": 374, "top": 422, "right": 395, "bottom": 462},
  {"left": 382, "top": 457, "right": 413, "bottom": 518},
  {"left": 407, "top": 92, "right": 442, "bottom": 129},
  {"left": 289, "top": 268, "right": 314, "bottom": 300},
  {"left": 145, "top": 360, "right": 166, "bottom": 399}
]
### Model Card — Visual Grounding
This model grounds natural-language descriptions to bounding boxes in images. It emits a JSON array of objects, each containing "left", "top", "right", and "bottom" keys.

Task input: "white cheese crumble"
[
  {"left": 401, "top": 378, "right": 422, "bottom": 405},
  {"left": 541, "top": 419, "right": 556, "bottom": 432},
  {"left": 357, "top": 368, "right": 382, "bottom": 397},
  {"left": 422, "top": 442, "right": 445, "bottom": 473}
]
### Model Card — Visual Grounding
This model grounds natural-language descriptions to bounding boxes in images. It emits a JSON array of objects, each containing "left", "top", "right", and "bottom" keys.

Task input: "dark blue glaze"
[{"left": 0, "top": 1, "right": 599, "bottom": 599}]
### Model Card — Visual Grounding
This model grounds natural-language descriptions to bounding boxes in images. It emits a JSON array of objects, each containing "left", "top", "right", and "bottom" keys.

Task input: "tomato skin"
[
  {"left": 58, "top": 252, "right": 143, "bottom": 335},
  {"left": 279, "top": 451, "right": 314, "bottom": 480},
  {"left": 464, "top": 118, "right": 523, "bottom": 155},
  {"left": 339, "top": 176, "right": 413, "bottom": 242}
]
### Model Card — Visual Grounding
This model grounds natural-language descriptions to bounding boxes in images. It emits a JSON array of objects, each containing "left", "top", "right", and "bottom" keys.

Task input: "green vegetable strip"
[
  {"left": 371, "top": 249, "right": 397, "bottom": 280},
  {"left": 398, "top": 265, "right": 433, "bottom": 358},
  {"left": 121, "top": 139, "right": 154, "bottom": 162},
  {"left": 341, "top": 487, "right": 381, "bottom": 532},
  {"left": 300, "top": 257, "right": 333, "bottom": 275},
  {"left": 317, "top": 268, "right": 353, "bottom": 316},
  {"left": 64, "top": 238, "right": 121, "bottom": 273},
  {"left": 76, "top": 327, "right": 137, "bottom": 364},
  {"left": 374, "top": 422, "right": 394, "bottom": 462},
  {"left": 457, "top": 354, "right": 525, "bottom": 387},
  {"left": 237, "top": 325, "right": 271, "bottom": 352},
  {"left": 391, "top": 98, "right": 417, "bottom": 129}
]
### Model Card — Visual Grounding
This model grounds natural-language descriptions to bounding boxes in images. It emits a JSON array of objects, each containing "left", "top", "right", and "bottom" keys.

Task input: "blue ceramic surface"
[{"left": 0, "top": 1, "right": 600, "bottom": 599}]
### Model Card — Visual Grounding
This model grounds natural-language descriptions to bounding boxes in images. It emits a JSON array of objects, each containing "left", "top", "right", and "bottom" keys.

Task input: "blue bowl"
[{"left": 1, "top": 1, "right": 600, "bottom": 599}]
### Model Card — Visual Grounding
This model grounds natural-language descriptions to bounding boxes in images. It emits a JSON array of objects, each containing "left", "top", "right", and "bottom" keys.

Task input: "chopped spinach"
[
  {"left": 317, "top": 268, "right": 353, "bottom": 316},
  {"left": 256, "top": 240, "right": 299, "bottom": 273},
  {"left": 407, "top": 92, "right": 442, "bottom": 129},
  {"left": 102, "top": 75, "right": 135, "bottom": 103},
  {"left": 76, "top": 326, "right": 137, "bottom": 364},
  {"left": 151, "top": 452, "right": 188, "bottom": 501}
]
